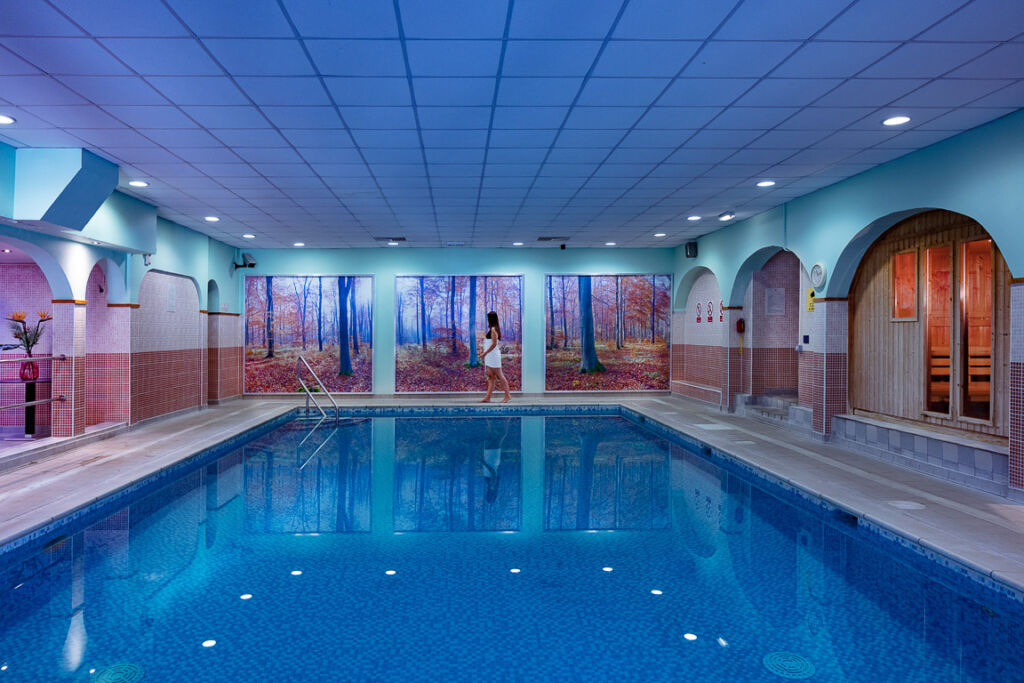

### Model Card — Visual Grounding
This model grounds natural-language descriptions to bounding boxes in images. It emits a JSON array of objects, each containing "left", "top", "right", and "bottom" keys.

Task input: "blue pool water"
[{"left": 1, "top": 412, "right": 1023, "bottom": 681}]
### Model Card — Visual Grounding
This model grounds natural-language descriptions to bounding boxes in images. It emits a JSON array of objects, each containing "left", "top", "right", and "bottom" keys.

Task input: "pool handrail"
[{"left": 296, "top": 355, "right": 339, "bottom": 420}]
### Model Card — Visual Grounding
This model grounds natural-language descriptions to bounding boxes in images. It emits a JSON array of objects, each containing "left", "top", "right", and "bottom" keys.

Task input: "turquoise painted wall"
[
  {"left": 244, "top": 248, "right": 675, "bottom": 393},
  {"left": 676, "top": 109, "right": 1024, "bottom": 306},
  {"left": 0, "top": 143, "right": 14, "bottom": 218},
  {"left": 129, "top": 218, "right": 240, "bottom": 310}
]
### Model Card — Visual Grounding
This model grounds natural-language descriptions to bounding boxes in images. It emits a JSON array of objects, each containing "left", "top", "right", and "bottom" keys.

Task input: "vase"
[{"left": 19, "top": 360, "right": 39, "bottom": 382}]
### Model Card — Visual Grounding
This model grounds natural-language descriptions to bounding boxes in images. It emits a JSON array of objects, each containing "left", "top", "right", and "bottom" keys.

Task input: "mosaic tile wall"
[
  {"left": 1010, "top": 283, "right": 1023, "bottom": 490},
  {"left": 51, "top": 303, "right": 86, "bottom": 437},
  {"left": 208, "top": 313, "right": 243, "bottom": 401},
  {"left": 85, "top": 265, "right": 129, "bottom": 426},
  {"left": 130, "top": 271, "right": 202, "bottom": 423}
]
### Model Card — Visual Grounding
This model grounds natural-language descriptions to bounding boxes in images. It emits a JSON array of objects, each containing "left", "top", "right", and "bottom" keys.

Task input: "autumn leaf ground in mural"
[
  {"left": 396, "top": 342, "right": 522, "bottom": 393},
  {"left": 245, "top": 348, "right": 372, "bottom": 393},
  {"left": 545, "top": 342, "right": 669, "bottom": 391}
]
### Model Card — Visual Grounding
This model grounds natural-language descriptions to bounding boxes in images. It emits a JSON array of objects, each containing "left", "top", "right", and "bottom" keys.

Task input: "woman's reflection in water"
[{"left": 481, "top": 418, "right": 511, "bottom": 504}]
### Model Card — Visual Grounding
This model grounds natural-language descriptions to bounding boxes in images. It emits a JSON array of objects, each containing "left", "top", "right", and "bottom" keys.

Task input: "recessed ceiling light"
[
  {"left": 883, "top": 115, "right": 911, "bottom": 126},
  {"left": 756, "top": 180, "right": 775, "bottom": 187},
  {"left": 0, "top": 115, "right": 15, "bottom": 125},
  {"left": 387, "top": 241, "right": 399, "bottom": 246},
  {"left": 127, "top": 180, "right": 149, "bottom": 188},
  {"left": 718, "top": 212, "right": 735, "bottom": 221},
  {"left": 687, "top": 215, "right": 701, "bottom": 221},
  {"left": 605, "top": 242, "right": 616, "bottom": 246},
  {"left": 204, "top": 216, "right": 219, "bottom": 222},
  {"left": 242, "top": 233, "right": 255, "bottom": 239},
  {"left": 1, "top": 249, "right": 10, "bottom": 254},
  {"left": 512, "top": 241, "right": 523, "bottom": 246},
  {"left": 654, "top": 233, "right": 666, "bottom": 237},
  {"left": 293, "top": 242, "right": 305, "bottom": 247},
  {"left": 92, "top": 241, "right": 101, "bottom": 245}
]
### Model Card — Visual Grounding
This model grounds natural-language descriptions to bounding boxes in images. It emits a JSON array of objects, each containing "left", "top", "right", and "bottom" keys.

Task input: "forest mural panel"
[
  {"left": 395, "top": 275, "right": 522, "bottom": 393},
  {"left": 245, "top": 275, "right": 373, "bottom": 393},
  {"left": 545, "top": 274, "right": 671, "bottom": 391}
]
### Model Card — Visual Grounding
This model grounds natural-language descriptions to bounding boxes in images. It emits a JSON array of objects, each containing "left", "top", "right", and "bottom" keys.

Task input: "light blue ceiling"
[{"left": 0, "top": 0, "right": 1021, "bottom": 248}]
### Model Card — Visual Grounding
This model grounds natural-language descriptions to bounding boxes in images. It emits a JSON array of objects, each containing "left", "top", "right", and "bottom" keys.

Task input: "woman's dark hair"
[{"left": 486, "top": 310, "right": 501, "bottom": 340}]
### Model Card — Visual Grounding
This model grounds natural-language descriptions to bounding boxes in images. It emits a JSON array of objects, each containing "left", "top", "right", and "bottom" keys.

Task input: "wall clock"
[{"left": 809, "top": 262, "right": 827, "bottom": 289}]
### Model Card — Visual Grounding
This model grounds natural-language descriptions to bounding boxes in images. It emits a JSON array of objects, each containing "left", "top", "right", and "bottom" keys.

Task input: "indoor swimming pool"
[{"left": 0, "top": 410, "right": 1021, "bottom": 681}]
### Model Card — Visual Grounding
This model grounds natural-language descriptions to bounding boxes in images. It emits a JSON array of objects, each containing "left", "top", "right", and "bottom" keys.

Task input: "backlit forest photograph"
[
  {"left": 545, "top": 274, "right": 671, "bottom": 391},
  {"left": 245, "top": 275, "right": 373, "bottom": 393},
  {"left": 395, "top": 275, "right": 522, "bottom": 393}
]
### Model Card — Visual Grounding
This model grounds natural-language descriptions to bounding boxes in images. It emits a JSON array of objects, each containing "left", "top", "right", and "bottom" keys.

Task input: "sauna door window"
[{"left": 923, "top": 240, "right": 993, "bottom": 421}]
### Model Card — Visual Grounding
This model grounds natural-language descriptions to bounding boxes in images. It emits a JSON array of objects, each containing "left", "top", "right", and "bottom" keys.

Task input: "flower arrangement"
[{"left": 8, "top": 310, "right": 52, "bottom": 356}]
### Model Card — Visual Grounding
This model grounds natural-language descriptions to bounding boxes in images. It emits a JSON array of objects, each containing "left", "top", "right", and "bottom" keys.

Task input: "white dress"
[{"left": 483, "top": 330, "right": 502, "bottom": 369}]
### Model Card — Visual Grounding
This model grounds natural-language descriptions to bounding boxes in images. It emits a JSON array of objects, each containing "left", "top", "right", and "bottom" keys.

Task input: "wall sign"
[
  {"left": 806, "top": 288, "right": 816, "bottom": 312},
  {"left": 765, "top": 287, "right": 786, "bottom": 316}
]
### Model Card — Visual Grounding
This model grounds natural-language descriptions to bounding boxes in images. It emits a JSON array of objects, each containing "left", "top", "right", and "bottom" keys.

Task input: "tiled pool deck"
[{"left": 1, "top": 393, "right": 1022, "bottom": 596}]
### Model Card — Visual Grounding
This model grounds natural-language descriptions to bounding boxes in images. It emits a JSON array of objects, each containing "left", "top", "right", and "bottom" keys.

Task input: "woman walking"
[{"left": 479, "top": 310, "right": 511, "bottom": 403}]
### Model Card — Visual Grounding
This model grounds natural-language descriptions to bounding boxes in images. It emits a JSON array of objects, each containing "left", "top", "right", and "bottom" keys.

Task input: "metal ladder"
[{"left": 296, "top": 356, "right": 339, "bottom": 421}]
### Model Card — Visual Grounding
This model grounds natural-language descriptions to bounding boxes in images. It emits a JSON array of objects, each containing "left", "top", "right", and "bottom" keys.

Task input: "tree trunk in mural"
[
  {"left": 292, "top": 277, "right": 310, "bottom": 350},
  {"left": 578, "top": 276, "right": 605, "bottom": 373},
  {"left": 337, "top": 277, "right": 353, "bottom": 375},
  {"left": 265, "top": 275, "right": 275, "bottom": 358},
  {"left": 650, "top": 275, "right": 656, "bottom": 344},
  {"left": 548, "top": 277, "right": 555, "bottom": 349},
  {"left": 449, "top": 275, "right": 457, "bottom": 355},
  {"left": 468, "top": 276, "right": 479, "bottom": 367},
  {"left": 615, "top": 276, "right": 623, "bottom": 350},
  {"left": 316, "top": 277, "right": 323, "bottom": 352},
  {"left": 419, "top": 276, "right": 427, "bottom": 349},
  {"left": 350, "top": 285, "right": 359, "bottom": 356},
  {"left": 560, "top": 276, "right": 569, "bottom": 349}
]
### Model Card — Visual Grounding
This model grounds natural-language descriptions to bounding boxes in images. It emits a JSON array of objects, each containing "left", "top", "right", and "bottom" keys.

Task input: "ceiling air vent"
[
  {"left": 374, "top": 236, "right": 406, "bottom": 242},
  {"left": 536, "top": 236, "right": 569, "bottom": 242}
]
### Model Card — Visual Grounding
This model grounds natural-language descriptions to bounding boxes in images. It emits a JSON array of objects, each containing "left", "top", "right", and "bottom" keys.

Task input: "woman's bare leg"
[
  {"left": 497, "top": 369, "right": 511, "bottom": 403},
  {"left": 479, "top": 367, "right": 495, "bottom": 402}
]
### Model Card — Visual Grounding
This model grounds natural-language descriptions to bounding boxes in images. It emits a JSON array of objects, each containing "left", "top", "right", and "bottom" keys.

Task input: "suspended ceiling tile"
[{"left": 166, "top": 0, "right": 294, "bottom": 38}]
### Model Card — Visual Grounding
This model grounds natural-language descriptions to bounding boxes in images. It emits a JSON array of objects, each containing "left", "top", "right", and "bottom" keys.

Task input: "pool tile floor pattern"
[{"left": 0, "top": 393, "right": 1022, "bottom": 595}]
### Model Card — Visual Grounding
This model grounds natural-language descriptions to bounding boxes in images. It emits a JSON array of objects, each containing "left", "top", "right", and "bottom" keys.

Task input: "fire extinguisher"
[{"left": 736, "top": 318, "right": 746, "bottom": 354}]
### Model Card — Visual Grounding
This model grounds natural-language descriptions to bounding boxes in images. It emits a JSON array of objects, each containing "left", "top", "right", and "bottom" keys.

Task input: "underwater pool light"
[
  {"left": 602, "top": 567, "right": 613, "bottom": 572},
  {"left": 650, "top": 589, "right": 663, "bottom": 595},
  {"left": 385, "top": 570, "right": 396, "bottom": 575},
  {"left": 240, "top": 594, "right": 252, "bottom": 600},
  {"left": 684, "top": 633, "right": 697, "bottom": 641},
  {"left": 509, "top": 568, "right": 521, "bottom": 574},
  {"left": 202, "top": 640, "right": 216, "bottom": 648},
  {"left": 290, "top": 570, "right": 302, "bottom": 576}
]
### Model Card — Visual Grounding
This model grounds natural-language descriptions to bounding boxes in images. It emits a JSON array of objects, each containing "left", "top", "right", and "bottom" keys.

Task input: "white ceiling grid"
[{"left": 0, "top": 0, "right": 1020, "bottom": 248}]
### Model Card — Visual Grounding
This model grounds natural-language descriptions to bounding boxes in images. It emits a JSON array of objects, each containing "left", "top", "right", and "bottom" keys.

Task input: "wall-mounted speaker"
[{"left": 685, "top": 242, "right": 698, "bottom": 258}]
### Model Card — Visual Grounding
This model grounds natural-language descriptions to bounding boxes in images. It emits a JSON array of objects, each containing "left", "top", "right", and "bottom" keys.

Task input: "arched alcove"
[
  {"left": 132, "top": 270, "right": 203, "bottom": 423},
  {"left": 673, "top": 268, "right": 726, "bottom": 404},
  {"left": 84, "top": 262, "right": 129, "bottom": 427},
  {"left": 0, "top": 241, "right": 57, "bottom": 436},
  {"left": 848, "top": 209, "right": 1009, "bottom": 439}
]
